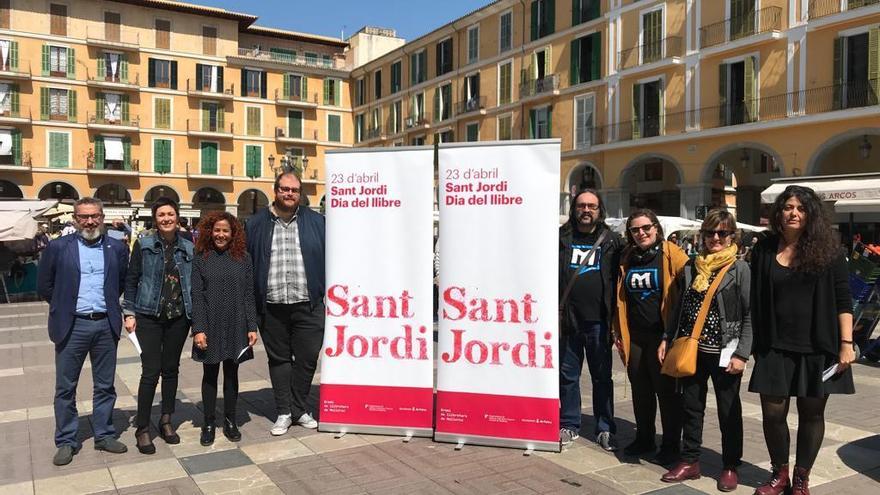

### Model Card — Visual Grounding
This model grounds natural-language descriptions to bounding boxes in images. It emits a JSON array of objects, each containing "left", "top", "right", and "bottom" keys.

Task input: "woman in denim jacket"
[
  {"left": 658, "top": 209, "right": 752, "bottom": 492},
  {"left": 123, "top": 197, "right": 194, "bottom": 455}
]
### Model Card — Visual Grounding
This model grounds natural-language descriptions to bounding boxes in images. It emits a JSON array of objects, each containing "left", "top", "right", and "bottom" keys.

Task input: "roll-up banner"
[
  {"left": 435, "top": 140, "right": 561, "bottom": 452},
  {"left": 319, "top": 147, "right": 435, "bottom": 437}
]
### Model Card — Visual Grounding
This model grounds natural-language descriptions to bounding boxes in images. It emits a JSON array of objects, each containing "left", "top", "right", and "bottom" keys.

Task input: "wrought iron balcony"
[
  {"left": 809, "top": 0, "right": 880, "bottom": 19},
  {"left": 186, "top": 119, "right": 234, "bottom": 138},
  {"left": 700, "top": 6, "right": 782, "bottom": 49},
  {"left": 456, "top": 96, "right": 487, "bottom": 115},
  {"left": 405, "top": 115, "right": 431, "bottom": 129},
  {"left": 87, "top": 113, "right": 140, "bottom": 132},
  {"left": 0, "top": 106, "right": 31, "bottom": 124},
  {"left": 618, "top": 37, "right": 682, "bottom": 71},
  {"left": 274, "top": 88, "right": 319, "bottom": 107},
  {"left": 86, "top": 70, "right": 140, "bottom": 90},
  {"left": 232, "top": 48, "right": 349, "bottom": 71},
  {"left": 186, "top": 79, "right": 235, "bottom": 99},
  {"left": 519, "top": 74, "right": 559, "bottom": 99}
]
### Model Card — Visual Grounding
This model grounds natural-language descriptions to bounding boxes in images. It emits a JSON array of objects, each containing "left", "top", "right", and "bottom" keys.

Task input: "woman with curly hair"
[
  {"left": 749, "top": 186, "right": 855, "bottom": 495},
  {"left": 191, "top": 212, "right": 259, "bottom": 446}
]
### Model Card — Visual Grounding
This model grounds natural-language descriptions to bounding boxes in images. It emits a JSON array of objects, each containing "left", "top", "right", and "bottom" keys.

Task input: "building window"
[
  {"left": 149, "top": 58, "right": 176, "bottom": 89},
  {"left": 48, "top": 88, "right": 69, "bottom": 119},
  {"left": 499, "top": 11, "right": 512, "bottom": 53},
  {"left": 201, "top": 102, "right": 223, "bottom": 132},
  {"left": 203, "top": 26, "right": 217, "bottom": 56},
  {"left": 242, "top": 69, "right": 266, "bottom": 98},
  {"left": 570, "top": 33, "right": 601, "bottom": 85},
  {"left": 200, "top": 141, "right": 218, "bottom": 174},
  {"left": 374, "top": 70, "right": 382, "bottom": 100},
  {"left": 410, "top": 92, "right": 425, "bottom": 124},
  {"left": 283, "top": 73, "right": 304, "bottom": 100},
  {"left": 0, "top": 83, "right": 17, "bottom": 116},
  {"left": 529, "top": 106, "right": 551, "bottom": 138},
  {"left": 50, "top": 3, "right": 67, "bottom": 37},
  {"left": 371, "top": 108, "right": 381, "bottom": 134},
  {"left": 391, "top": 99, "right": 402, "bottom": 134},
  {"left": 467, "top": 26, "right": 479, "bottom": 64},
  {"left": 288, "top": 109, "right": 303, "bottom": 138},
  {"left": 436, "top": 38, "right": 453, "bottom": 76},
  {"left": 498, "top": 114, "right": 513, "bottom": 140},
  {"left": 574, "top": 94, "right": 594, "bottom": 149},
  {"left": 719, "top": 57, "right": 757, "bottom": 126},
  {"left": 391, "top": 60, "right": 402, "bottom": 93},
  {"left": 412, "top": 135, "right": 425, "bottom": 146},
  {"left": 323, "top": 78, "right": 341, "bottom": 106},
  {"left": 104, "top": 12, "right": 121, "bottom": 42},
  {"left": 95, "top": 136, "right": 128, "bottom": 170},
  {"left": 530, "top": 0, "right": 555, "bottom": 41},
  {"left": 0, "top": 0, "right": 10, "bottom": 30},
  {"left": 572, "top": 0, "right": 601, "bottom": 26},
  {"left": 632, "top": 80, "right": 663, "bottom": 138},
  {"left": 154, "top": 97, "right": 171, "bottom": 129},
  {"left": 834, "top": 33, "right": 878, "bottom": 110},
  {"left": 48, "top": 131, "right": 70, "bottom": 168},
  {"left": 327, "top": 114, "right": 341, "bottom": 142},
  {"left": 195, "top": 64, "right": 223, "bottom": 92},
  {"left": 498, "top": 61, "right": 513, "bottom": 105},
  {"left": 641, "top": 8, "right": 663, "bottom": 64},
  {"left": 644, "top": 160, "right": 663, "bottom": 181},
  {"left": 322, "top": 54, "right": 332, "bottom": 68},
  {"left": 354, "top": 113, "right": 364, "bottom": 143},
  {"left": 355, "top": 77, "right": 365, "bottom": 106},
  {"left": 410, "top": 49, "right": 427, "bottom": 85},
  {"left": 155, "top": 19, "right": 170, "bottom": 49},
  {"left": 46, "top": 45, "right": 72, "bottom": 77},
  {"left": 466, "top": 122, "right": 479, "bottom": 142},
  {"left": 305, "top": 52, "right": 318, "bottom": 65},
  {"left": 153, "top": 138, "right": 171, "bottom": 173},
  {"left": 245, "top": 145, "right": 262, "bottom": 178},
  {"left": 99, "top": 52, "right": 128, "bottom": 82},
  {"left": 97, "top": 92, "right": 128, "bottom": 123},
  {"left": 434, "top": 83, "right": 452, "bottom": 122},
  {"left": 270, "top": 47, "right": 296, "bottom": 63},
  {"left": 463, "top": 73, "right": 480, "bottom": 112},
  {"left": 246, "top": 106, "right": 261, "bottom": 136},
  {"left": 435, "top": 130, "right": 454, "bottom": 143}
]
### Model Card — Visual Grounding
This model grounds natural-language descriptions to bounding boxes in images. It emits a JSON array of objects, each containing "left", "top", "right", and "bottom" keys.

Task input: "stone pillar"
[
  {"left": 600, "top": 188, "right": 630, "bottom": 219},
  {"left": 678, "top": 183, "right": 713, "bottom": 220}
]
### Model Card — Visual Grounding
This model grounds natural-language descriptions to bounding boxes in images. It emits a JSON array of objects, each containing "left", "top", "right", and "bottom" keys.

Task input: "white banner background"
[{"left": 319, "top": 147, "right": 435, "bottom": 436}]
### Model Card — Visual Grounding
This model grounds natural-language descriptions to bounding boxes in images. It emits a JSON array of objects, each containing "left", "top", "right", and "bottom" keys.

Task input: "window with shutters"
[
  {"left": 284, "top": 73, "right": 304, "bottom": 100},
  {"left": 498, "top": 114, "right": 513, "bottom": 140},
  {"left": 436, "top": 38, "right": 453, "bottom": 76},
  {"left": 718, "top": 56, "right": 758, "bottom": 126},
  {"left": 729, "top": 0, "right": 757, "bottom": 42},
  {"left": 101, "top": 52, "right": 127, "bottom": 82},
  {"left": 572, "top": 0, "right": 601, "bottom": 26},
  {"left": 245, "top": 145, "right": 262, "bottom": 178},
  {"left": 410, "top": 92, "right": 426, "bottom": 124},
  {"left": 530, "top": 0, "right": 555, "bottom": 41},
  {"left": 153, "top": 59, "right": 171, "bottom": 88},
  {"left": 465, "top": 122, "right": 479, "bottom": 142},
  {"left": 463, "top": 73, "right": 480, "bottom": 112},
  {"left": 305, "top": 52, "right": 318, "bottom": 65},
  {"left": 104, "top": 12, "right": 121, "bottom": 42},
  {"left": 322, "top": 55, "right": 332, "bottom": 68},
  {"left": 411, "top": 135, "right": 425, "bottom": 146},
  {"left": 391, "top": 60, "right": 402, "bottom": 93},
  {"left": 355, "top": 77, "right": 365, "bottom": 106},
  {"left": 327, "top": 114, "right": 341, "bottom": 142},
  {"left": 200, "top": 141, "right": 218, "bottom": 174},
  {"left": 50, "top": 4, "right": 67, "bottom": 37},
  {"left": 498, "top": 60, "right": 513, "bottom": 105},
  {"left": 371, "top": 108, "right": 381, "bottom": 134},
  {"left": 153, "top": 138, "right": 171, "bottom": 173},
  {"left": 531, "top": 106, "right": 551, "bottom": 138},
  {"left": 48, "top": 131, "right": 70, "bottom": 168},
  {"left": 641, "top": 8, "right": 663, "bottom": 64},
  {"left": 435, "top": 130, "right": 454, "bottom": 143},
  {"left": 269, "top": 48, "right": 296, "bottom": 63},
  {"left": 632, "top": 79, "right": 663, "bottom": 138},
  {"left": 288, "top": 109, "right": 303, "bottom": 138},
  {"left": 49, "top": 88, "right": 69, "bottom": 120},
  {"left": 836, "top": 32, "right": 878, "bottom": 110},
  {"left": 574, "top": 94, "right": 594, "bottom": 149},
  {"left": 391, "top": 99, "right": 402, "bottom": 134},
  {"left": 533, "top": 47, "right": 550, "bottom": 80},
  {"left": 246, "top": 106, "right": 261, "bottom": 136},
  {"left": 410, "top": 49, "right": 427, "bottom": 85},
  {"left": 244, "top": 70, "right": 263, "bottom": 98},
  {"left": 500, "top": 11, "right": 512, "bottom": 53},
  {"left": 0, "top": 39, "right": 15, "bottom": 71},
  {"left": 324, "top": 78, "right": 341, "bottom": 106},
  {"left": 0, "top": 0, "right": 10, "bottom": 29},
  {"left": 155, "top": 19, "right": 171, "bottom": 49},
  {"left": 0, "top": 83, "right": 12, "bottom": 115},
  {"left": 467, "top": 26, "right": 479, "bottom": 64},
  {"left": 435, "top": 83, "right": 452, "bottom": 122},
  {"left": 48, "top": 46, "right": 68, "bottom": 77},
  {"left": 203, "top": 26, "right": 217, "bottom": 56},
  {"left": 201, "top": 102, "right": 222, "bottom": 132},
  {"left": 198, "top": 64, "right": 213, "bottom": 91},
  {"left": 354, "top": 113, "right": 364, "bottom": 142},
  {"left": 374, "top": 70, "right": 382, "bottom": 100},
  {"left": 571, "top": 33, "right": 601, "bottom": 85}
]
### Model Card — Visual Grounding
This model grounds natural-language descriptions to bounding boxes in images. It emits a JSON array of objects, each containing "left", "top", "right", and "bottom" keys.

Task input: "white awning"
[
  {"left": 834, "top": 199, "right": 880, "bottom": 214},
  {"left": 105, "top": 137, "right": 124, "bottom": 161},
  {"left": 0, "top": 199, "right": 57, "bottom": 241},
  {"left": 0, "top": 130, "right": 11, "bottom": 156},
  {"left": 761, "top": 178, "right": 880, "bottom": 203}
]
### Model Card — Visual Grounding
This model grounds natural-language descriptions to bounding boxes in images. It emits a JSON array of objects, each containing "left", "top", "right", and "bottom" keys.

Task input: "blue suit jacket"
[{"left": 37, "top": 234, "right": 129, "bottom": 344}]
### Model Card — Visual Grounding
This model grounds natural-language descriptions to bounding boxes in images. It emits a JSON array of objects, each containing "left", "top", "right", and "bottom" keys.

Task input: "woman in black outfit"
[
  {"left": 191, "top": 211, "right": 258, "bottom": 446},
  {"left": 124, "top": 197, "right": 194, "bottom": 455},
  {"left": 749, "top": 186, "right": 855, "bottom": 495}
]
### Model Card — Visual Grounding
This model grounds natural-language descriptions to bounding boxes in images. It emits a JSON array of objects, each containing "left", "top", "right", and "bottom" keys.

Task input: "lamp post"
[{"left": 268, "top": 154, "right": 275, "bottom": 176}]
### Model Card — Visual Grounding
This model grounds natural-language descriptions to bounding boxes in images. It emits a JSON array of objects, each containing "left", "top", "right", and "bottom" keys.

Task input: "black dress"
[{"left": 191, "top": 250, "right": 259, "bottom": 364}]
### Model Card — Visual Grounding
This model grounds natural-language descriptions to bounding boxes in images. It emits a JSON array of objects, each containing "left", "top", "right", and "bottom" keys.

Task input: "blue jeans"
[
  {"left": 54, "top": 317, "right": 118, "bottom": 448},
  {"left": 559, "top": 320, "right": 616, "bottom": 435}
]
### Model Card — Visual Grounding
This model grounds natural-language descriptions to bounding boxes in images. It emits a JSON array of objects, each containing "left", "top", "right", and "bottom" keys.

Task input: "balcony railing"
[
  {"left": 274, "top": 88, "right": 318, "bottom": 104},
  {"left": 186, "top": 79, "right": 234, "bottom": 96},
  {"left": 700, "top": 6, "right": 782, "bottom": 49},
  {"left": 0, "top": 106, "right": 31, "bottom": 122},
  {"left": 589, "top": 78, "right": 878, "bottom": 145},
  {"left": 618, "top": 36, "right": 683, "bottom": 71},
  {"left": 88, "top": 159, "right": 139, "bottom": 172},
  {"left": 456, "top": 96, "right": 487, "bottom": 115},
  {"left": 809, "top": 0, "right": 880, "bottom": 19},
  {"left": 365, "top": 126, "right": 383, "bottom": 140},
  {"left": 88, "top": 113, "right": 140, "bottom": 128},
  {"left": 520, "top": 74, "right": 559, "bottom": 99},
  {"left": 87, "top": 69, "right": 139, "bottom": 87},
  {"left": 385, "top": 118, "right": 403, "bottom": 136},
  {"left": 85, "top": 27, "right": 140, "bottom": 50},
  {"left": 405, "top": 115, "right": 431, "bottom": 129},
  {"left": 234, "top": 48, "right": 348, "bottom": 70},
  {"left": 0, "top": 61, "right": 31, "bottom": 78},
  {"left": 186, "top": 119, "right": 234, "bottom": 136}
]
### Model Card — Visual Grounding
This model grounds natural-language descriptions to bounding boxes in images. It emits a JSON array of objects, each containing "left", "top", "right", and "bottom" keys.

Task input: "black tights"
[
  {"left": 760, "top": 394, "right": 828, "bottom": 470},
  {"left": 202, "top": 360, "right": 239, "bottom": 424}
]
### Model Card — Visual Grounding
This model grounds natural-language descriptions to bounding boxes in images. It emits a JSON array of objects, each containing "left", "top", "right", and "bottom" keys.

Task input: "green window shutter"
[
  {"left": 60, "top": 134, "right": 69, "bottom": 167},
  {"left": 123, "top": 138, "right": 131, "bottom": 169},
  {"left": 121, "top": 95, "right": 130, "bottom": 123},
  {"left": 869, "top": 28, "right": 879, "bottom": 103},
  {"left": 12, "top": 129, "right": 21, "bottom": 166},
  {"left": 719, "top": 63, "right": 729, "bottom": 125},
  {"left": 96, "top": 92, "right": 105, "bottom": 121},
  {"left": 94, "top": 136, "right": 105, "bottom": 169},
  {"left": 323, "top": 79, "right": 330, "bottom": 105},
  {"left": 97, "top": 56, "right": 106, "bottom": 79},
  {"left": 9, "top": 41, "right": 17, "bottom": 70},
  {"left": 10, "top": 84, "right": 18, "bottom": 115},
  {"left": 632, "top": 83, "right": 642, "bottom": 139},
  {"left": 334, "top": 80, "right": 340, "bottom": 106},
  {"left": 201, "top": 106, "right": 209, "bottom": 130},
  {"left": 201, "top": 142, "right": 217, "bottom": 174},
  {"left": 289, "top": 111, "right": 302, "bottom": 138},
  {"left": 410, "top": 55, "right": 416, "bottom": 85},
  {"left": 570, "top": 38, "right": 580, "bottom": 86},
  {"left": 590, "top": 0, "right": 600, "bottom": 20},
  {"left": 302, "top": 76, "right": 308, "bottom": 101},
  {"left": 590, "top": 32, "right": 602, "bottom": 81},
  {"left": 530, "top": 1, "right": 539, "bottom": 41},
  {"left": 41, "top": 45, "right": 49, "bottom": 76},
  {"left": 528, "top": 108, "right": 536, "bottom": 138},
  {"left": 153, "top": 139, "right": 163, "bottom": 172},
  {"left": 544, "top": 46, "right": 552, "bottom": 78},
  {"left": 67, "top": 90, "right": 77, "bottom": 122},
  {"left": 547, "top": 107, "right": 552, "bottom": 136},
  {"left": 328, "top": 114, "right": 341, "bottom": 142},
  {"left": 120, "top": 54, "right": 128, "bottom": 82},
  {"left": 833, "top": 37, "right": 843, "bottom": 110},
  {"left": 433, "top": 89, "right": 440, "bottom": 121},
  {"left": 40, "top": 87, "right": 49, "bottom": 120},
  {"left": 246, "top": 145, "right": 261, "bottom": 177},
  {"left": 744, "top": 56, "right": 757, "bottom": 122},
  {"left": 66, "top": 48, "right": 75, "bottom": 78},
  {"left": 217, "top": 106, "right": 225, "bottom": 130},
  {"left": 657, "top": 81, "right": 664, "bottom": 134},
  {"left": 283, "top": 74, "right": 290, "bottom": 99},
  {"left": 545, "top": 0, "right": 555, "bottom": 35},
  {"left": 572, "top": 0, "right": 581, "bottom": 26}
]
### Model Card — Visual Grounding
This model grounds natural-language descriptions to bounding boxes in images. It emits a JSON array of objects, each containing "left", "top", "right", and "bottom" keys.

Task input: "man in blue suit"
[{"left": 38, "top": 197, "right": 130, "bottom": 466}]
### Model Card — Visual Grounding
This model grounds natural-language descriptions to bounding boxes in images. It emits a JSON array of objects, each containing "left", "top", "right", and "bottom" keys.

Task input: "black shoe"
[
  {"left": 52, "top": 445, "right": 79, "bottom": 466},
  {"left": 135, "top": 427, "right": 155, "bottom": 455},
  {"left": 200, "top": 425, "right": 216, "bottom": 446},
  {"left": 94, "top": 437, "right": 128, "bottom": 454},
  {"left": 223, "top": 417, "right": 241, "bottom": 442},
  {"left": 654, "top": 447, "right": 680, "bottom": 466},
  {"left": 623, "top": 439, "right": 656, "bottom": 456},
  {"left": 158, "top": 419, "right": 180, "bottom": 445}
]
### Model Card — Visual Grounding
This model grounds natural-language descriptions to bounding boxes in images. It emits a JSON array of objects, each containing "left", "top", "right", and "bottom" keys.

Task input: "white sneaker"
[
  {"left": 270, "top": 414, "right": 292, "bottom": 436},
  {"left": 297, "top": 412, "right": 318, "bottom": 429}
]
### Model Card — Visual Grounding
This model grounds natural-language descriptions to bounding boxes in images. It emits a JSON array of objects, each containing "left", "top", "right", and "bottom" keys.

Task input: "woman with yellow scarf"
[{"left": 658, "top": 209, "right": 752, "bottom": 492}]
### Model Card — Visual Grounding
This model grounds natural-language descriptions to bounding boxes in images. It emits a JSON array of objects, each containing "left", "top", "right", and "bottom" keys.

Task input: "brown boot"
[
  {"left": 754, "top": 464, "right": 790, "bottom": 495},
  {"left": 661, "top": 461, "right": 701, "bottom": 482},
  {"left": 791, "top": 466, "right": 810, "bottom": 495}
]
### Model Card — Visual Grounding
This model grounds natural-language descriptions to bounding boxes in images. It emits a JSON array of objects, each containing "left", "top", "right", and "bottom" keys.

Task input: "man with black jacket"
[
  {"left": 559, "top": 188, "right": 622, "bottom": 450},
  {"left": 246, "top": 171, "right": 326, "bottom": 436}
]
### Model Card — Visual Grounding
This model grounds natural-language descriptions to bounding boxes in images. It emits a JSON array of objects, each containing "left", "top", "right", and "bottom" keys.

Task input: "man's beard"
[
  {"left": 77, "top": 225, "right": 104, "bottom": 241},
  {"left": 577, "top": 212, "right": 595, "bottom": 226}
]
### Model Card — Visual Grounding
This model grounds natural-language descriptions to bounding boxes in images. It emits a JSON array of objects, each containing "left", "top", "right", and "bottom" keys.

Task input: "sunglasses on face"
[
  {"left": 628, "top": 224, "right": 656, "bottom": 235},
  {"left": 701, "top": 229, "right": 735, "bottom": 239}
]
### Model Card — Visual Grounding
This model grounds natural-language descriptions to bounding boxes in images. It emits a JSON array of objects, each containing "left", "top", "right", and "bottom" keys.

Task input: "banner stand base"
[
  {"left": 319, "top": 423, "right": 433, "bottom": 439},
  {"left": 434, "top": 432, "right": 560, "bottom": 453}
]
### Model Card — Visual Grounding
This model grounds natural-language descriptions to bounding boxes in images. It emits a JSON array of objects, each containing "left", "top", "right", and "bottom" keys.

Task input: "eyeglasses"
[
  {"left": 627, "top": 224, "right": 656, "bottom": 235},
  {"left": 276, "top": 186, "right": 301, "bottom": 194},
  {"left": 575, "top": 203, "right": 600, "bottom": 211},
  {"left": 75, "top": 213, "right": 104, "bottom": 221},
  {"left": 701, "top": 229, "right": 735, "bottom": 238}
]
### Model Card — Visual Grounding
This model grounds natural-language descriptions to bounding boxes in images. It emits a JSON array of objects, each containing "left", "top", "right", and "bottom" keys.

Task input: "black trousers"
[
  {"left": 261, "top": 302, "right": 324, "bottom": 417},
  {"left": 135, "top": 315, "right": 190, "bottom": 428},
  {"left": 627, "top": 330, "right": 682, "bottom": 451},
  {"left": 680, "top": 351, "right": 743, "bottom": 466},
  {"left": 202, "top": 359, "right": 239, "bottom": 423}
]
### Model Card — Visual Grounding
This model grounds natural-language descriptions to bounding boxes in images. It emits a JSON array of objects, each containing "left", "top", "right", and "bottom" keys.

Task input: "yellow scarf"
[{"left": 692, "top": 245, "right": 738, "bottom": 291}]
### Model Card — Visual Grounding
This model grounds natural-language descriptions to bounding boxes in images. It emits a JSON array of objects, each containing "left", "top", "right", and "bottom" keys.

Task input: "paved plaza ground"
[{"left": 0, "top": 301, "right": 878, "bottom": 494}]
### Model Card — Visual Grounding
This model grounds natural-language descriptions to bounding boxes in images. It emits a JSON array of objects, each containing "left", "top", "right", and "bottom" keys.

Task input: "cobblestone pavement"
[{"left": 1, "top": 302, "right": 878, "bottom": 494}]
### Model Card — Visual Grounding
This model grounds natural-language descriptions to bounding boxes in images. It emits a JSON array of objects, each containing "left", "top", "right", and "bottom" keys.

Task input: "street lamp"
[
  {"left": 859, "top": 135, "right": 872, "bottom": 160},
  {"left": 268, "top": 154, "right": 275, "bottom": 175},
  {"left": 302, "top": 156, "right": 309, "bottom": 175}
]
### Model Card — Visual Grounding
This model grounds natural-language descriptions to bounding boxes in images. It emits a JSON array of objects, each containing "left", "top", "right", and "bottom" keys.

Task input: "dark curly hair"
[
  {"left": 195, "top": 211, "right": 246, "bottom": 261},
  {"left": 769, "top": 185, "right": 840, "bottom": 273}
]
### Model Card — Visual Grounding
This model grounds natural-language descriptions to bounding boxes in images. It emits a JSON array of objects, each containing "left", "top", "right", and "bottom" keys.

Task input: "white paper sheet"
[
  {"left": 127, "top": 331, "right": 142, "bottom": 354},
  {"left": 718, "top": 338, "right": 739, "bottom": 368}
]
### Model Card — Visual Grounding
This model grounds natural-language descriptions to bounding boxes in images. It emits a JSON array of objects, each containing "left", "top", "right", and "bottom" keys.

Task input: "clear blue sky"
[{"left": 199, "top": 0, "right": 490, "bottom": 41}]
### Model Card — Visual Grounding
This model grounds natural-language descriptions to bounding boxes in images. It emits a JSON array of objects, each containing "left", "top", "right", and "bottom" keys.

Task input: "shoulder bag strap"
[
  {"left": 689, "top": 261, "right": 735, "bottom": 342},
  {"left": 560, "top": 229, "right": 609, "bottom": 310}
]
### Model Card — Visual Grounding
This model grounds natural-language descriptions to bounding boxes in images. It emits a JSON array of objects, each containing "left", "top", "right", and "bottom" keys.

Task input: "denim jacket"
[{"left": 123, "top": 233, "right": 194, "bottom": 319}]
